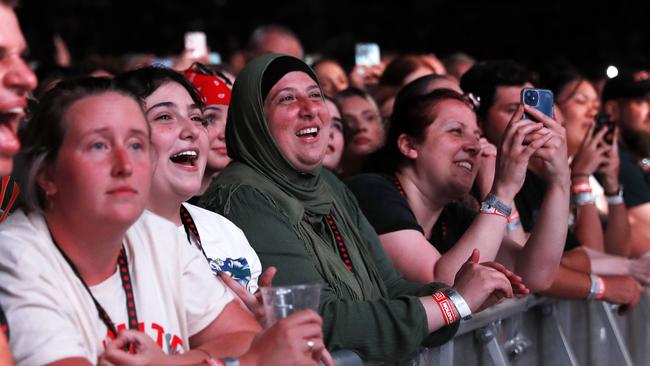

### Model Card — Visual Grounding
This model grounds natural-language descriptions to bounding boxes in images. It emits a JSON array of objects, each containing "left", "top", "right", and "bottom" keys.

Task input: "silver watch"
[{"left": 481, "top": 193, "right": 512, "bottom": 217}]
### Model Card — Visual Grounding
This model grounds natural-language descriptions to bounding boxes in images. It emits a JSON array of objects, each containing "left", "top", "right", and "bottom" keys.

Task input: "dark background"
[{"left": 15, "top": 0, "right": 650, "bottom": 78}]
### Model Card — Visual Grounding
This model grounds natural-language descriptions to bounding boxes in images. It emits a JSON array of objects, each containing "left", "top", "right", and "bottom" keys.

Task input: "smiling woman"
[
  {"left": 264, "top": 70, "right": 330, "bottom": 172},
  {"left": 200, "top": 54, "right": 527, "bottom": 361},
  {"left": 116, "top": 67, "right": 263, "bottom": 291},
  {"left": 349, "top": 82, "right": 571, "bottom": 294}
]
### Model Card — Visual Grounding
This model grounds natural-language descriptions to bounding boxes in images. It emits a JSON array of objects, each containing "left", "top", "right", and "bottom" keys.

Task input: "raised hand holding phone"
[{"left": 521, "top": 88, "right": 554, "bottom": 120}]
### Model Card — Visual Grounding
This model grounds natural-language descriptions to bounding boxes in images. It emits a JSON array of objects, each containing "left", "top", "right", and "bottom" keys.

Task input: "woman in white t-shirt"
[
  {"left": 0, "top": 77, "right": 331, "bottom": 366},
  {"left": 117, "top": 66, "right": 262, "bottom": 293}
]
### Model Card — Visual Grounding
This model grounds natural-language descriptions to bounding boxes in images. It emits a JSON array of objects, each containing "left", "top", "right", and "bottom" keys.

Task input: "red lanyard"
[
  {"left": 392, "top": 175, "right": 447, "bottom": 240},
  {"left": 0, "top": 307, "right": 8, "bottom": 340},
  {"left": 0, "top": 176, "right": 20, "bottom": 224},
  {"left": 179, "top": 205, "right": 209, "bottom": 260},
  {"left": 324, "top": 213, "right": 355, "bottom": 273},
  {"left": 50, "top": 232, "right": 139, "bottom": 339}
]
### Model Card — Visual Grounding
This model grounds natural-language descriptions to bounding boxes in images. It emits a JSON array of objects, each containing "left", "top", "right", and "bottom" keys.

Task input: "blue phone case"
[{"left": 521, "top": 88, "right": 554, "bottom": 120}]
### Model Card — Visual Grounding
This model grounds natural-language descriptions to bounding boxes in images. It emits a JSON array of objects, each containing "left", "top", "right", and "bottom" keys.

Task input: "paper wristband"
[
  {"left": 432, "top": 291, "right": 459, "bottom": 325},
  {"left": 571, "top": 182, "right": 592, "bottom": 194}
]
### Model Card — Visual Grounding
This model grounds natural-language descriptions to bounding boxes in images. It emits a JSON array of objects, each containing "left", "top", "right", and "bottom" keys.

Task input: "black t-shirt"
[
  {"left": 347, "top": 173, "right": 476, "bottom": 254},
  {"left": 617, "top": 147, "right": 650, "bottom": 208},
  {"left": 515, "top": 170, "right": 581, "bottom": 251}
]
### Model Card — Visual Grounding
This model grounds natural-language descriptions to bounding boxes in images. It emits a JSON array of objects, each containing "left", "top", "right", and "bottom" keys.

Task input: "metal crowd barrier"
[{"left": 332, "top": 289, "right": 650, "bottom": 366}]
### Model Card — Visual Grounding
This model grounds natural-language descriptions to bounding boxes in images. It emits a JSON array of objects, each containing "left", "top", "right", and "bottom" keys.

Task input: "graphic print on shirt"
[
  {"left": 208, "top": 257, "right": 251, "bottom": 286},
  {"left": 101, "top": 322, "right": 185, "bottom": 355}
]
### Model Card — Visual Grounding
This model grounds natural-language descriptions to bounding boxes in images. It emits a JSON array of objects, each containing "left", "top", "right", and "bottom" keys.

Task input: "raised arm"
[
  {"left": 431, "top": 106, "right": 554, "bottom": 283},
  {"left": 504, "top": 105, "right": 571, "bottom": 292},
  {"left": 596, "top": 134, "right": 631, "bottom": 256}
]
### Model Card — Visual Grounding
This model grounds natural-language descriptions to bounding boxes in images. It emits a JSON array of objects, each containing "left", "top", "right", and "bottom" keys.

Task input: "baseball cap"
[{"left": 602, "top": 72, "right": 650, "bottom": 102}]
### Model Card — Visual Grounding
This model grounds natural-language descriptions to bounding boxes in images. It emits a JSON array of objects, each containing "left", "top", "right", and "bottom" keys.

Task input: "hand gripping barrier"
[{"left": 333, "top": 290, "right": 650, "bottom": 366}]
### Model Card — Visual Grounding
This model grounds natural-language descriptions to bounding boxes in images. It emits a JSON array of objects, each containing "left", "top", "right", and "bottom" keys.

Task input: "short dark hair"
[
  {"left": 367, "top": 89, "right": 473, "bottom": 173},
  {"left": 460, "top": 60, "right": 531, "bottom": 118},
  {"left": 21, "top": 77, "right": 141, "bottom": 212},
  {"left": 115, "top": 66, "right": 204, "bottom": 109}
]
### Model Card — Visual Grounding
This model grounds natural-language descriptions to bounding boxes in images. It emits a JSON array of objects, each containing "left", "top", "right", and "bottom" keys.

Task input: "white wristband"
[
  {"left": 573, "top": 192, "right": 596, "bottom": 206},
  {"left": 587, "top": 273, "right": 600, "bottom": 301},
  {"left": 443, "top": 288, "right": 472, "bottom": 320},
  {"left": 605, "top": 186, "right": 624, "bottom": 206}
]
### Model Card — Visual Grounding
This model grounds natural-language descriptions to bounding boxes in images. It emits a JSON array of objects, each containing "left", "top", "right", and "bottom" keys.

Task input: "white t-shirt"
[
  {"left": 0, "top": 210, "right": 234, "bottom": 366},
  {"left": 181, "top": 203, "right": 262, "bottom": 293}
]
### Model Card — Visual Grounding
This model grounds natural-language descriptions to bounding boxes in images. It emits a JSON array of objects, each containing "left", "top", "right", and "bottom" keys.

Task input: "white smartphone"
[
  {"left": 184, "top": 32, "right": 208, "bottom": 60},
  {"left": 355, "top": 43, "right": 381, "bottom": 66}
]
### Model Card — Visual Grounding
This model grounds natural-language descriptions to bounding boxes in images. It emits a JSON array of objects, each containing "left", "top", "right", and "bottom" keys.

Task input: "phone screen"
[
  {"left": 355, "top": 43, "right": 381, "bottom": 66},
  {"left": 185, "top": 32, "right": 208, "bottom": 60},
  {"left": 594, "top": 113, "right": 615, "bottom": 145},
  {"left": 521, "top": 88, "right": 554, "bottom": 120}
]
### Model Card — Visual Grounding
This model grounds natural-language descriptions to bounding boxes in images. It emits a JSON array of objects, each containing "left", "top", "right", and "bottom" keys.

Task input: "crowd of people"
[{"left": 0, "top": 0, "right": 649, "bottom": 364}]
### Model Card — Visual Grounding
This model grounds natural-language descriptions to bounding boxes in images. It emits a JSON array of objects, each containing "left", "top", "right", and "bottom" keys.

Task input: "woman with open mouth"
[{"left": 117, "top": 66, "right": 262, "bottom": 292}]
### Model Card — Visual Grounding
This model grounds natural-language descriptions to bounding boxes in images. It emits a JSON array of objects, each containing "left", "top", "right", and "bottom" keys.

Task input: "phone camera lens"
[{"left": 525, "top": 90, "right": 538, "bottom": 105}]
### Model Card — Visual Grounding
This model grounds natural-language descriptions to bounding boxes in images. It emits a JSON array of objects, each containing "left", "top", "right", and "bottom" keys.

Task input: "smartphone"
[
  {"left": 184, "top": 32, "right": 208, "bottom": 60},
  {"left": 594, "top": 112, "right": 615, "bottom": 145},
  {"left": 355, "top": 43, "right": 381, "bottom": 66},
  {"left": 521, "top": 88, "right": 554, "bottom": 120},
  {"left": 208, "top": 52, "right": 222, "bottom": 65}
]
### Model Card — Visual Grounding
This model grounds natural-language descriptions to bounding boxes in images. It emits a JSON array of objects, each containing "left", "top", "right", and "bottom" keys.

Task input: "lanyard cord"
[
  {"left": 179, "top": 205, "right": 209, "bottom": 260},
  {"left": 392, "top": 175, "right": 448, "bottom": 240},
  {"left": 49, "top": 231, "right": 139, "bottom": 338}
]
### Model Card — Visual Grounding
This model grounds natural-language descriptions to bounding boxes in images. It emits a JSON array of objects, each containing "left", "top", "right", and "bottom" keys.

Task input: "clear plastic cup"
[{"left": 260, "top": 283, "right": 322, "bottom": 327}]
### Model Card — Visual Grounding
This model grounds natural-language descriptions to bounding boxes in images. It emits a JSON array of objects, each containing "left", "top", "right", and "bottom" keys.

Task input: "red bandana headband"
[{"left": 184, "top": 70, "right": 231, "bottom": 106}]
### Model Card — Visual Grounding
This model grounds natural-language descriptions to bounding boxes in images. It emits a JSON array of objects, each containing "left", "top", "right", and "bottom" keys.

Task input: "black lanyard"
[
  {"left": 49, "top": 232, "right": 139, "bottom": 339},
  {"left": 179, "top": 205, "right": 209, "bottom": 260}
]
